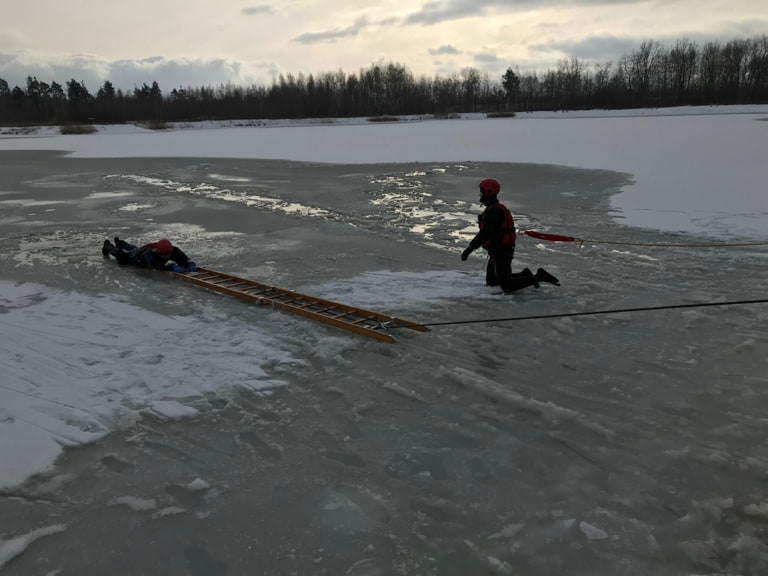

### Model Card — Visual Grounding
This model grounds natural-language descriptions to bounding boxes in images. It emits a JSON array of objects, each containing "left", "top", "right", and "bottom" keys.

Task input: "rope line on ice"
[
  {"left": 523, "top": 230, "right": 768, "bottom": 248},
  {"left": 0, "top": 380, "right": 87, "bottom": 412},
  {"left": 389, "top": 298, "right": 768, "bottom": 329}
]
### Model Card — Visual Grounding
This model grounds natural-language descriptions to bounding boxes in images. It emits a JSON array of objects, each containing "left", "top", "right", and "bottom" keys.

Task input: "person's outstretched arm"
[
  {"left": 168, "top": 247, "right": 190, "bottom": 268},
  {"left": 461, "top": 207, "right": 501, "bottom": 260}
]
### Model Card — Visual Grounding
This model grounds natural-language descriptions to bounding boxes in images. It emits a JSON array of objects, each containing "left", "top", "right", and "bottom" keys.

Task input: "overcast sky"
[{"left": 1, "top": 0, "right": 766, "bottom": 92}]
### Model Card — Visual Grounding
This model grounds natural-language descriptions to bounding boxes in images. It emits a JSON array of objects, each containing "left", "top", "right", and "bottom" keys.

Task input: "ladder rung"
[
  {"left": 273, "top": 295, "right": 296, "bottom": 303},
  {"left": 351, "top": 316, "right": 378, "bottom": 325},
  {"left": 241, "top": 288, "right": 270, "bottom": 295},
  {"left": 329, "top": 310, "right": 352, "bottom": 319}
]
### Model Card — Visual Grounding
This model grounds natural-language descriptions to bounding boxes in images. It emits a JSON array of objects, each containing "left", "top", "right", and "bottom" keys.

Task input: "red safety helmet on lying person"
[{"left": 151, "top": 238, "right": 174, "bottom": 255}]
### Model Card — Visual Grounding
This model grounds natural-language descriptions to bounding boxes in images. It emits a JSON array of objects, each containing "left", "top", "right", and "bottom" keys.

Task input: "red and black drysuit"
[
  {"left": 107, "top": 239, "right": 192, "bottom": 271},
  {"left": 463, "top": 199, "right": 537, "bottom": 293}
]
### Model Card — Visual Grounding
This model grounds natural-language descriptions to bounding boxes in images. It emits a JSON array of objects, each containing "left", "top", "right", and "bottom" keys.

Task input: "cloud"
[
  {"left": 428, "top": 45, "right": 461, "bottom": 55},
  {"left": 530, "top": 35, "right": 640, "bottom": 62},
  {"left": 474, "top": 52, "right": 501, "bottom": 63},
  {"left": 0, "top": 52, "right": 277, "bottom": 92},
  {"left": 242, "top": 4, "right": 274, "bottom": 15},
  {"left": 405, "top": 0, "right": 651, "bottom": 26},
  {"left": 531, "top": 23, "right": 768, "bottom": 64},
  {"left": 406, "top": 0, "right": 479, "bottom": 25},
  {"left": 715, "top": 18, "right": 768, "bottom": 38},
  {"left": 109, "top": 57, "right": 247, "bottom": 89},
  {"left": 293, "top": 17, "right": 369, "bottom": 44},
  {"left": 0, "top": 52, "right": 106, "bottom": 90}
]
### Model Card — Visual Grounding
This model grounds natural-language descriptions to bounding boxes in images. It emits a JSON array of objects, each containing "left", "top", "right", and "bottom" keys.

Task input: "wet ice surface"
[
  {"left": 0, "top": 151, "right": 767, "bottom": 575},
  {"left": 3, "top": 108, "right": 767, "bottom": 239}
]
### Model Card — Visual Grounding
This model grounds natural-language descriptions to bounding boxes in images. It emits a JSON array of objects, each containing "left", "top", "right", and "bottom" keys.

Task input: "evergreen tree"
[
  {"left": 502, "top": 68, "right": 520, "bottom": 110},
  {"left": 66, "top": 79, "right": 92, "bottom": 122}
]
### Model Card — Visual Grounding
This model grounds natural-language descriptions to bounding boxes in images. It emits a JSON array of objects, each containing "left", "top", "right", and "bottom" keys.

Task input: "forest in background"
[{"left": 1, "top": 36, "right": 767, "bottom": 125}]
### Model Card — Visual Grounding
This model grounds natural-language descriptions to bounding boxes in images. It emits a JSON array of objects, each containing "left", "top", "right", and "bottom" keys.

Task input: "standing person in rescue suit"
[
  {"left": 102, "top": 237, "right": 198, "bottom": 273},
  {"left": 461, "top": 178, "right": 559, "bottom": 293}
]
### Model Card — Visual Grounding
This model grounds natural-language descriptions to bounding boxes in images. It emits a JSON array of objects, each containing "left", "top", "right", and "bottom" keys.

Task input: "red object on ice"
[{"left": 524, "top": 230, "right": 579, "bottom": 242}]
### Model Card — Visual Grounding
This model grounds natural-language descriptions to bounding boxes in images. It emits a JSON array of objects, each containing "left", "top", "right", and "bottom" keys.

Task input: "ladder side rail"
[
  {"left": 267, "top": 300, "right": 396, "bottom": 343},
  {"left": 195, "top": 267, "right": 401, "bottom": 323},
  {"left": 194, "top": 268, "right": 295, "bottom": 296},
  {"left": 174, "top": 273, "right": 396, "bottom": 343},
  {"left": 174, "top": 274, "right": 273, "bottom": 305},
  {"left": 182, "top": 268, "right": 428, "bottom": 335}
]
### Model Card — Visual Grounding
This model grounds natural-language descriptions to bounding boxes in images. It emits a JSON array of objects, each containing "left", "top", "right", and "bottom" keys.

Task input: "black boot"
[
  {"left": 102, "top": 239, "right": 113, "bottom": 257},
  {"left": 535, "top": 268, "right": 560, "bottom": 286},
  {"left": 512, "top": 268, "right": 539, "bottom": 288}
]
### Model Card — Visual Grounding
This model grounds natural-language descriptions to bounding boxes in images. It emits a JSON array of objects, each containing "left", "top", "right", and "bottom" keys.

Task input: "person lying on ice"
[
  {"left": 102, "top": 237, "right": 198, "bottom": 273},
  {"left": 461, "top": 178, "right": 559, "bottom": 293}
]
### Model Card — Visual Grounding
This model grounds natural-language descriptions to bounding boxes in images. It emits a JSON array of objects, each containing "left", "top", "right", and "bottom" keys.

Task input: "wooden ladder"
[{"left": 171, "top": 267, "right": 429, "bottom": 343}]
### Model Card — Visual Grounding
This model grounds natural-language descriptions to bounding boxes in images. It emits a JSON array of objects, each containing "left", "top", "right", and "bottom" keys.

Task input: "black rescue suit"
[
  {"left": 463, "top": 198, "right": 541, "bottom": 293},
  {"left": 466, "top": 198, "right": 517, "bottom": 289},
  {"left": 108, "top": 239, "right": 191, "bottom": 271}
]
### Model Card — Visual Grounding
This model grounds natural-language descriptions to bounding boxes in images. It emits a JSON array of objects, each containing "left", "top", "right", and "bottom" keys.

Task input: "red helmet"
[
  {"left": 479, "top": 178, "right": 501, "bottom": 198},
  {"left": 153, "top": 238, "right": 173, "bottom": 255}
]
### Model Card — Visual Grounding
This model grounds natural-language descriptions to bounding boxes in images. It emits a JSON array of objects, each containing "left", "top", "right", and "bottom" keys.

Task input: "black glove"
[{"left": 461, "top": 248, "right": 472, "bottom": 261}]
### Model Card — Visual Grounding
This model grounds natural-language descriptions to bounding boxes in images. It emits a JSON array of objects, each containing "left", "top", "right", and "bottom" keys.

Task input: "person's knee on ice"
[{"left": 502, "top": 267, "right": 537, "bottom": 293}]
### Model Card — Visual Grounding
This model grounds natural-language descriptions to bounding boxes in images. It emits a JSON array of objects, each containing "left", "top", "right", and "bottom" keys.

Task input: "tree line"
[{"left": 1, "top": 35, "right": 766, "bottom": 125}]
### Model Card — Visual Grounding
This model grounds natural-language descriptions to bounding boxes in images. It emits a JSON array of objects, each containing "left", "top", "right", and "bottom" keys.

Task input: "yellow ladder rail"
[{"left": 170, "top": 267, "right": 428, "bottom": 343}]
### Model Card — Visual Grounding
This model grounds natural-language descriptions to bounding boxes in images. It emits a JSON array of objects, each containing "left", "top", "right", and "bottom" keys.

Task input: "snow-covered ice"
[{"left": 1, "top": 106, "right": 767, "bottom": 575}]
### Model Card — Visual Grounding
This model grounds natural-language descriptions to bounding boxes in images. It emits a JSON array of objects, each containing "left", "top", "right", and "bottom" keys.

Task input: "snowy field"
[{"left": 1, "top": 106, "right": 767, "bottom": 575}]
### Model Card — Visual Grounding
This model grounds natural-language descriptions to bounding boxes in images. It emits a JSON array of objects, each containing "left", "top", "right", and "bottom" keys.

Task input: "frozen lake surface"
[
  {"left": 1, "top": 108, "right": 767, "bottom": 575},
  {"left": 3, "top": 105, "right": 767, "bottom": 239}
]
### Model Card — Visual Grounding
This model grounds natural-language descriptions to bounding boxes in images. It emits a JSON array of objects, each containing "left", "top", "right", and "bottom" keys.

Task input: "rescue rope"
[
  {"left": 0, "top": 381, "right": 91, "bottom": 412},
  {"left": 389, "top": 298, "right": 768, "bottom": 329},
  {"left": 524, "top": 230, "right": 768, "bottom": 248}
]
